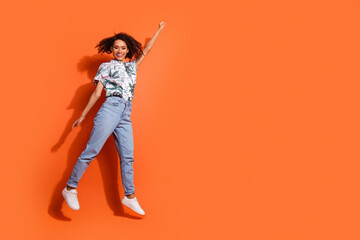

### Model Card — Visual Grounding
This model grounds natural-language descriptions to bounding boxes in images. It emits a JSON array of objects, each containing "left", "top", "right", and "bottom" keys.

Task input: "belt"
[{"left": 106, "top": 94, "right": 132, "bottom": 102}]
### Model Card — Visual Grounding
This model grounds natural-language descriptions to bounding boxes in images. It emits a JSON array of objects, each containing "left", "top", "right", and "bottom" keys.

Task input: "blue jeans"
[{"left": 67, "top": 96, "right": 135, "bottom": 195}]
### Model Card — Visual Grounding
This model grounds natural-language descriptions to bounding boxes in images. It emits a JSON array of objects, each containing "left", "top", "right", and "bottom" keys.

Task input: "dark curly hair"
[{"left": 95, "top": 32, "right": 145, "bottom": 61}]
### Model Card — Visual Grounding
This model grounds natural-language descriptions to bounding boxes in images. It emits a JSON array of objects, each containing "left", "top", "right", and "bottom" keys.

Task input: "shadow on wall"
[{"left": 48, "top": 54, "right": 141, "bottom": 221}]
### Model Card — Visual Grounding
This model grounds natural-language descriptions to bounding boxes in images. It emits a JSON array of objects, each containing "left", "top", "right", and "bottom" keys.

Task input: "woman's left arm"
[{"left": 136, "top": 22, "right": 166, "bottom": 68}]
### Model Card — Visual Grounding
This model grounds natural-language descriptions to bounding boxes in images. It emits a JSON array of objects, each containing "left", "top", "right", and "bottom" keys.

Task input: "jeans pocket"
[{"left": 105, "top": 100, "right": 120, "bottom": 106}]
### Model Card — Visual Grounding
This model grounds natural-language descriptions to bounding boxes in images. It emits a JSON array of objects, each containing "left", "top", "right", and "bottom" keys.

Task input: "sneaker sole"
[{"left": 121, "top": 199, "right": 145, "bottom": 215}]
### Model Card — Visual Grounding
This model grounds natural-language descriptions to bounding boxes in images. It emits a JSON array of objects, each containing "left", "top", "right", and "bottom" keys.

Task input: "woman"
[{"left": 62, "top": 22, "right": 166, "bottom": 215}]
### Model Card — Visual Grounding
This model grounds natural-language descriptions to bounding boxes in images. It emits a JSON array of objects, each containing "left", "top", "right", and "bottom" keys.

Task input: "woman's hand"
[
  {"left": 159, "top": 21, "right": 166, "bottom": 30},
  {"left": 72, "top": 116, "right": 85, "bottom": 129}
]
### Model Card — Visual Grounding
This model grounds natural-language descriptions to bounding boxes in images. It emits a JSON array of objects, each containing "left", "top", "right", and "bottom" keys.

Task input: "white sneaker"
[
  {"left": 121, "top": 196, "right": 145, "bottom": 215},
  {"left": 62, "top": 187, "right": 80, "bottom": 210}
]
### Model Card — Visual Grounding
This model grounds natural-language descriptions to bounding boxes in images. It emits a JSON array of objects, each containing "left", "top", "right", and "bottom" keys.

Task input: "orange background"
[{"left": 1, "top": 0, "right": 360, "bottom": 239}]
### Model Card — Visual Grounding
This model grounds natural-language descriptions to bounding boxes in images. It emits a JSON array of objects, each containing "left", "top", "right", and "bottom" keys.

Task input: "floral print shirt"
[{"left": 94, "top": 59, "right": 137, "bottom": 101}]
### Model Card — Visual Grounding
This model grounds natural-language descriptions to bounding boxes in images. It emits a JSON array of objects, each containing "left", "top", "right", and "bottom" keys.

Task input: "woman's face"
[{"left": 111, "top": 39, "right": 129, "bottom": 62}]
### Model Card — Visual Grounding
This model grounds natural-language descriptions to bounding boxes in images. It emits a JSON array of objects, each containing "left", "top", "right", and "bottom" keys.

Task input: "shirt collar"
[{"left": 110, "top": 59, "right": 126, "bottom": 65}]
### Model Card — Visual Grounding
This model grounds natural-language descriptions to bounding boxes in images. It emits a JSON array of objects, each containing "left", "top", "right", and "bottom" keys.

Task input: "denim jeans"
[{"left": 66, "top": 96, "right": 135, "bottom": 195}]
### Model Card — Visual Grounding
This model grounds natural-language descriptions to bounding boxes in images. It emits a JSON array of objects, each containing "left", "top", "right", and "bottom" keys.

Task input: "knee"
[
  {"left": 121, "top": 153, "right": 134, "bottom": 163},
  {"left": 79, "top": 148, "right": 101, "bottom": 163}
]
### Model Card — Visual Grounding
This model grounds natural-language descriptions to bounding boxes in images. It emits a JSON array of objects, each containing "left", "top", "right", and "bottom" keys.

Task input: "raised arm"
[{"left": 136, "top": 22, "right": 166, "bottom": 68}]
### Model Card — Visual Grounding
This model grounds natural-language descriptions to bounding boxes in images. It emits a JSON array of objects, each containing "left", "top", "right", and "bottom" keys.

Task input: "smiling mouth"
[{"left": 116, "top": 54, "right": 124, "bottom": 57}]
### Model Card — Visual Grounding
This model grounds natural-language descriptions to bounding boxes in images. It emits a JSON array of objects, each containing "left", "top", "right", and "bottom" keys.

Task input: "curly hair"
[{"left": 95, "top": 32, "right": 144, "bottom": 61}]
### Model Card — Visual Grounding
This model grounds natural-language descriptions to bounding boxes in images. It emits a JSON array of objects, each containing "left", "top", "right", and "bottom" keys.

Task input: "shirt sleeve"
[
  {"left": 94, "top": 63, "right": 110, "bottom": 87},
  {"left": 130, "top": 59, "right": 137, "bottom": 72}
]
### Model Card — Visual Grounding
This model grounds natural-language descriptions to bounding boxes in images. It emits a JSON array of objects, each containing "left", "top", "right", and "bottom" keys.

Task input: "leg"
[
  {"left": 67, "top": 101, "right": 124, "bottom": 188},
  {"left": 112, "top": 104, "right": 135, "bottom": 196},
  {"left": 115, "top": 101, "right": 145, "bottom": 215}
]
